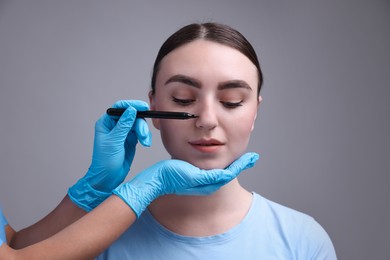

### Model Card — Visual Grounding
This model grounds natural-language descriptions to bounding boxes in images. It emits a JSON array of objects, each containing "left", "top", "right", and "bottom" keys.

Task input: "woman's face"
[{"left": 150, "top": 39, "right": 261, "bottom": 169}]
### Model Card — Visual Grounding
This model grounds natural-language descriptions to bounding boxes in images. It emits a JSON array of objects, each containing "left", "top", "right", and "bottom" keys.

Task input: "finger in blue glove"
[
  {"left": 113, "top": 152, "right": 259, "bottom": 217},
  {"left": 68, "top": 100, "right": 152, "bottom": 211}
]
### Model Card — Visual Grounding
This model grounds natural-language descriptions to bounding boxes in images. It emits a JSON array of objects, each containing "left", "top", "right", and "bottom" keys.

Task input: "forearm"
[
  {"left": 5, "top": 196, "right": 135, "bottom": 260},
  {"left": 10, "top": 195, "right": 86, "bottom": 249},
  {"left": 0, "top": 225, "right": 16, "bottom": 260}
]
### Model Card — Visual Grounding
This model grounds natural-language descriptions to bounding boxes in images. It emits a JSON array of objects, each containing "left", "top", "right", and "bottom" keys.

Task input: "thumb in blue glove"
[
  {"left": 113, "top": 152, "right": 259, "bottom": 218},
  {"left": 68, "top": 100, "right": 152, "bottom": 211}
]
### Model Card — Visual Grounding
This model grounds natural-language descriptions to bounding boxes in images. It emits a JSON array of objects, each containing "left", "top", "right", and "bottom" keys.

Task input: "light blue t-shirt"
[
  {"left": 0, "top": 206, "right": 8, "bottom": 245},
  {"left": 97, "top": 193, "right": 336, "bottom": 259}
]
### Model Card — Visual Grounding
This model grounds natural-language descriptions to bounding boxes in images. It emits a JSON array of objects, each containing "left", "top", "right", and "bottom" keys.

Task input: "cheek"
[
  {"left": 158, "top": 121, "right": 188, "bottom": 155},
  {"left": 232, "top": 121, "right": 253, "bottom": 143},
  {"left": 227, "top": 110, "right": 257, "bottom": 149}
]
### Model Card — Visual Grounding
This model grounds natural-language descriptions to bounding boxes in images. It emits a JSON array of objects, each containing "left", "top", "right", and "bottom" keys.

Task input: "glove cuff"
[
  {"left": 68, "top": 178, "right": 112, "bottom": 212},
  {"left": 112, "top": 183, "right": 152, "bottom": 218}
]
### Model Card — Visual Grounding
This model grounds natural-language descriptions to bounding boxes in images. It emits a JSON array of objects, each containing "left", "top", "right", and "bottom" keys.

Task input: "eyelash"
[
  {"left": 221, "top": 101, "right": 243, "bottom": 108},
  {"left": 172, "top": 97, "right": 194, "bottom": 106},
  {"left": 172, "top": 97, "right": 243, "bottom": 109}
]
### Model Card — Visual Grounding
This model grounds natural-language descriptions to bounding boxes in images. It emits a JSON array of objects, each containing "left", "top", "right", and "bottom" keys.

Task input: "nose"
[{"left": 195, "top": 102, "right": 218, "bottom": 130}]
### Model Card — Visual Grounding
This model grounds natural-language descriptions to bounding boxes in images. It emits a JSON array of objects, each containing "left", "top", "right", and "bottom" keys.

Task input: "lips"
[
  {"left": 189, "top": 138, "right": 224, "bottom": 145},
  {"left": 188, "top": 139, "right": 224, "bottom": 153}
]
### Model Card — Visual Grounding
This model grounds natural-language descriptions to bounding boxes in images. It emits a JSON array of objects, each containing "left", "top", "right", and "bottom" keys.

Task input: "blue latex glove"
[
  {"left": 68, "top": 100, "right": 152, "bottom": 211},
  {"left": 0, "top": 207, "right": 8, "bottom": 245},
  {"left": 113, "top": 152, "right": 259, "bottom": 217}
]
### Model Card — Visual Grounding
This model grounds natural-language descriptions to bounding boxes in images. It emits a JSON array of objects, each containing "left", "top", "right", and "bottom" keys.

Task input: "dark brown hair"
[{"left": 151, "top": 23, "right": 263, "bottom": 96}]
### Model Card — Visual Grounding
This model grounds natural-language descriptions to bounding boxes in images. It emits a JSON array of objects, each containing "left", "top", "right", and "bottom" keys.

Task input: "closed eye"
[
  {"left": 221, "top": 101, "right": 243, "bottom": 109},
  {"left": 172, "top": 96, "right": 195, "bottom": 106}
]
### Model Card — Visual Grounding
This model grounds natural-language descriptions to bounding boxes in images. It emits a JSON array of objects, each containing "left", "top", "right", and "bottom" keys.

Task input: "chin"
[
  {"left": 168, "top": 148, "right": 241, "bottom": 170},
  {"left": 186, "top": 157, "right": 233, "bottom": 170}
]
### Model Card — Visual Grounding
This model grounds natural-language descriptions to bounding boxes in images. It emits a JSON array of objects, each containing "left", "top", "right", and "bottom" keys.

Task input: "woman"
[{"left": 98, "top": 23, "right": 337, "bottom": 259}]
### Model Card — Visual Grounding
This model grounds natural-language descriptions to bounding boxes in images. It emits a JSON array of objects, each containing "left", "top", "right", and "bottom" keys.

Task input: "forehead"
[{"left": 156, "top": 40, "right": 258, "bottom": 87}]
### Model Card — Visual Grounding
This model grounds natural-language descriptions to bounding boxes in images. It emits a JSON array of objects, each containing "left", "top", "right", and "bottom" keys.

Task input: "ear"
[
  {"left": 251, "top": 96, "right": 262, "bottom": 131},
  {"left": 148, "top": 91, "right": 161, "bottom": 130}
]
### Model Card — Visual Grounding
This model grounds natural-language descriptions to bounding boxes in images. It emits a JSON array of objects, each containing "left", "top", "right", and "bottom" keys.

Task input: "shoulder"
[
  {"left": 252, "top": 192, "right": 315, "bottom": 225},
  {"left": 251, "top": 193, "right": 337, "bottom": 259}
]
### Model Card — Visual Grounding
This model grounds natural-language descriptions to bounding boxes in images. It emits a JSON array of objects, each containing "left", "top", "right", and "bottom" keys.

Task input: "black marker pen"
[{"left": 106, "top": 108, "right": 198, "bottom": 120}]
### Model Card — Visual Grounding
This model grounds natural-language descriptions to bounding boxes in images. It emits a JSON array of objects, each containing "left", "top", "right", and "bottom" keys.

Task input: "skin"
[
  {"left": 9, "top": 196, "right": 86, "bottom": 249},
  {"left": 0, "top": 196, "right": 136, "bottom": 260},
  {"left": 148, "top": 39, "right": 262, "bottom": 236}
]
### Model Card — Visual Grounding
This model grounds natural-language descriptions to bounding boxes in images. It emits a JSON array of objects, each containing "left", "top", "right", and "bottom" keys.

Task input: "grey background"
[{"left": 0, "top": 0, "right": 389, "bottom": 259}]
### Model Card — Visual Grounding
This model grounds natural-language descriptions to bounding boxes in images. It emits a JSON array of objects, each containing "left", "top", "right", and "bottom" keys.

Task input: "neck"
[{"left": 148, "top": 179, "right": 252, "bottom": 236}]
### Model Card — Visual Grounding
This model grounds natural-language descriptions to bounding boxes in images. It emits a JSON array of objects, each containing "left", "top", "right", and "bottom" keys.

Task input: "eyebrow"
[
  {"left": 165, "top": 75, "right": 201, "bottom": 88},
  {"left": 165, "top": 74, "right": 253, "bottom": 91},
  {"left": 218, "top": 80, "right": 252, "bottom": 91}
]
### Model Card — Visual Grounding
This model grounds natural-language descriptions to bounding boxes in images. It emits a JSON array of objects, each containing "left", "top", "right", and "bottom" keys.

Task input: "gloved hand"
[
  {"left": 68, "top": 100, "right": 152, "bottom": 211},
  {"left": 0, "top": 207, "right": 8, "bottom": 246},
  {"left": 113, "top": 152, "right": 259, "bottom": 217}
]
